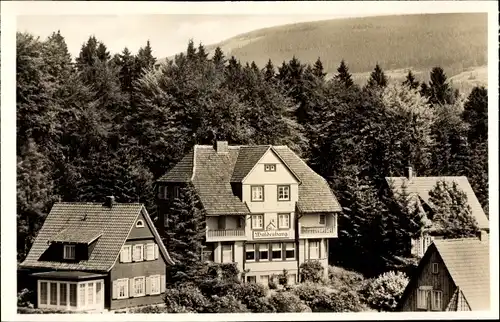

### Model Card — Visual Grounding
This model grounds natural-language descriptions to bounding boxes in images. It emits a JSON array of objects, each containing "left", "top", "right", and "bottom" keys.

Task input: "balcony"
[
  {"left": 300, "top": 226, "right": 337, "bottom": 239},
  {"left": 206, "top": 229, "right": 246, "bottom": 242}
]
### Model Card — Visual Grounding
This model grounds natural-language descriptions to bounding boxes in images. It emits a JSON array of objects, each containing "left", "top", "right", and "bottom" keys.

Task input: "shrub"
[
  {"left": 205, "top": 295, "right": 249, "bottom": 313},
  {"left": 293, "top": 282, "right": 365, "bottom": 312},
  {"left": 233, "top": 282, "right": 275, "bottom": 313},
  {"left": 269, "top": 291, "right": 311, "bottom": 313},
  {"left": 362, "top": 271, "right": 409, "bottom": 312},
  {"left": 17, "top": 288, "right": 35, "bottom": 308},
  {"left": 328, "top": 265, "right": 366, "bottom": 291},
  {"left": 130, "top": 305, "right": 167, "bottom": 313},
  {"left": 277, "top": 269, "right": 289, "bottom": 286},
  {"left": 299, "top": 260, "right": 325, "bottom": 283},
  {"left": 268, "top": 274, "right": 279, "bottom": 290},
  {"left": 17, "top": 307, "right": 82, "bottom": 314},
  {"left": 164, "top": 285, "right": 209, "bottom": 313},
  {"left": 329, "top": 287, "right": 367, "bottom": 312}
]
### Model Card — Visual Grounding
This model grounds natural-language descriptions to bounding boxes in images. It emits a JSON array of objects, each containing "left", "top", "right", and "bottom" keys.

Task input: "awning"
[{"left": 31, "top": 271, "right": 107, "bottom": 281}]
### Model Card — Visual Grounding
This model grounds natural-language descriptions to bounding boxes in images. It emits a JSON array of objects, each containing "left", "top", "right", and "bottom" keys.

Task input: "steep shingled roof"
[
  {"left": 385, "top": 176, "right": 489, "bottom": 230},
  {"left": 20, "top": 202, "right": 174, "bottom": 271},
  {"left": 157, "top": 144, "right": 341, "bottom": 214},
  {"left": 434, "top": 238, "right": 490, "bottom": 311}
]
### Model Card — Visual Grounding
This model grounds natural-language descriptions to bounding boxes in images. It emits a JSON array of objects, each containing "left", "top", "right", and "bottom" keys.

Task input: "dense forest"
[{"left": 17, "top": 31, "right": 488, "bottom": 279}]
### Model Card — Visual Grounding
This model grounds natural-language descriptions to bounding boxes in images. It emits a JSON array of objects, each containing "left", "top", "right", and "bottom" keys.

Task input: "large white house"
[{"left": 156, "top": 141, "right": 342, "bottom": 284}]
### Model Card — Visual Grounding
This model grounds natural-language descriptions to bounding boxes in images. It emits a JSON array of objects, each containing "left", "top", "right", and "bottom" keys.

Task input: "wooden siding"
[
  {"left": 128, "top": 212, "right": 154, "bottom": 240},
  {"left": 401, "top": 248, "right": 457, "bottom": 311}
]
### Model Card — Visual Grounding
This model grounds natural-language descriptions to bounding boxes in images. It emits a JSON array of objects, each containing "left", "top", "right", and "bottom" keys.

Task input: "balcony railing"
[
  {"left": 206, "top": 229, "right": 246, "bottom": 240},
  {"left": 300, "top": 226, "right": 335, "bottom": 235}
]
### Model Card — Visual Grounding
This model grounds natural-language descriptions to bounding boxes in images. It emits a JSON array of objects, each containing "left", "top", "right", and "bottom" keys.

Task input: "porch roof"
[{"left": 31, "top": 270, "right": 107, "bottom": 281}]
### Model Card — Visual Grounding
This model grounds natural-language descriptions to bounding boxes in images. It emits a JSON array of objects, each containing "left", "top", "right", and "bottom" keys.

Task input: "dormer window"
[
  {"left": 136, "top": 220, "right": 145, "bottom": 228},
  {"left": 63, "top": 244, "right": 75, "bottom": 260},
  {"left": 264, "top": 164, "right": 276, "bottom": 172}
]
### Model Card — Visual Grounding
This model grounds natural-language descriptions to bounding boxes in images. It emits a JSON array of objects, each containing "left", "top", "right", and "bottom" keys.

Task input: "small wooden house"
[
  {"left": 18, "top": 197, "right": 175, "bottom": 312},
  {"left": 398, "top": 232, "right": 490, "bottom": 311}
]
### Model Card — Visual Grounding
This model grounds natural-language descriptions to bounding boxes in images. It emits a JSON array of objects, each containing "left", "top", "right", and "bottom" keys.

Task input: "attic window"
[
  {"left": 63, "top": 245, "right": 75, "bottom": 260},
  {"left": 264, "top": 164, "right": 276, "bottom": 172},
  {"left": 136, "top": 220, "right": 145, "bottom": 228},
  {"left": 432, "top": 263, "right": 439, "bottom": 274}
]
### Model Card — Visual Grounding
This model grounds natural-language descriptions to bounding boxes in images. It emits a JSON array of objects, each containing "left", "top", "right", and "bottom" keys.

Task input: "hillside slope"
[{"left": 164, "top": 13, "right": 487, "bottom": 89}]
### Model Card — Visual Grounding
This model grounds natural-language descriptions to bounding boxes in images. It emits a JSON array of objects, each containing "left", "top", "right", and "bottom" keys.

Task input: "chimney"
[
  {"left": 215, "top": 141, "right": 229, "bottom": 154},
  {"left": 104, "top": 196, "right": 115, "bottom": 208},
  {"left": 404, "top": 166, "right": 413, "bottom": 180},
  {"left": 478, "top": 230, "right": 488, "bottom": 242}
]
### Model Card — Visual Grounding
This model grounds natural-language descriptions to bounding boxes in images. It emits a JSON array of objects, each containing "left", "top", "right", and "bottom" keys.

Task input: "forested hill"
[{"left": 162, "top": 13, "right": 487, "bottom": 93}]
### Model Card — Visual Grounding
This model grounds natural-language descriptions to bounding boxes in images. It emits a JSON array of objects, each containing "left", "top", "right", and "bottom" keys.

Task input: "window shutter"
[
  {"left": 128, "top": 246, "right": 132, "bottom": 262},
  {"left": 112, "top": 280, "right": 117, "bottom": 299},
  {"left": 145, "top": 276, "right": 151, "bottom": 295},
  {"left": 119, "top": 248, "right": 124, "bottom": 263},
  {"left": 129, "top": 278, "right": 134, "bottom": 298},
  {"left": 160, "top": 275, "right": 166, "bottom": 293},
  {"left": 143, "top": 244, "right": 147, "bottom": 260},
  {"left": 154, "top": 244, "right": 159, "bottom": 260}
]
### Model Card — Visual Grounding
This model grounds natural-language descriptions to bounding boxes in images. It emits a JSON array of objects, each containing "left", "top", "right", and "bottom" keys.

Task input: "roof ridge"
[{"left": 54, "top": 202, "right": 143, "bottom": 205}]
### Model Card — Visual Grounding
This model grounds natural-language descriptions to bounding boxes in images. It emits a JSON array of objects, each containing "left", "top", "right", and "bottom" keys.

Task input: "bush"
[
  {"left": 234, "top": 282, "right": 275, "bottom": 313},
  {"left": 268, "top": 274, "right": 279, "bottom": 290},
  {"left": 130, "top": 305, "right": 167, "bottom": 313},
  {"left": 362, "top": 271, "right": 409, "bottom": 312},
  {"left": 17, "top": 307, "right": 82, "bottom": 314},
  {"left": 329, "top": 287, "right": 367, "bottom": 312},
  {"left": 164, "top": 285, "right": 209, "bottom": 313},
  {"left": 299, "top": 260, "right": 325, "bottom": 283},
  {"left": 277, "top": 269, "right": 289, "bottom": 286},
  {"left": 328, "top": 265, "right": 366, "bottom": 291},
  {"left": 293, "top": 282, "right": 366, "bottom": 312},
  {"left": 269, "top": 291, "right": 311, "bottom": 313},
  {"left": 17, "top": 288, "right": 35, "bottom": 308},
  {"left": 205, "top": 295, "right": 249, "bottom": 313}
]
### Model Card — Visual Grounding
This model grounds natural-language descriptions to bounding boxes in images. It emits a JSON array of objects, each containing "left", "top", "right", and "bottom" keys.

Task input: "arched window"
[{"left": 136, "top": 220, "right": 145, "bottom": 228}]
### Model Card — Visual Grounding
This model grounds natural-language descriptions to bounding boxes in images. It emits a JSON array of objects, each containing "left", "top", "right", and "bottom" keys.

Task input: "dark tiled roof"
[
  {"left": 157, "top": 144, "right": 341, "bottom": 214},
  {"left": 434, "top": 238, "right": 490, "bottom": 311},
  {"left": 20, "top": 202, "right": 174, "bottom": 271},
  {"left": 158, "top": 149, "right": 194, "bottom": 182},
  {"left": 230, "top": 146, "right": 270, "bottom": 182},
  {"left": 385, "top": 176, "right": 489, "bottom": 230},
  {"left": 193, "top": 146, "right": 250, "bottom": 215},
  {"left": 273, "top": 146, "right": 341, "bottom": 213},
  {"left": 51, "top": 224, "right": 102, "bottom": 244}
]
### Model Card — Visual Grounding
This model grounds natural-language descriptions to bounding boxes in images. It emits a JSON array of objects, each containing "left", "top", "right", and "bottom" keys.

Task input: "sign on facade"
[{"left": 253, "top": 230, "right": 292, "bottom": 239}]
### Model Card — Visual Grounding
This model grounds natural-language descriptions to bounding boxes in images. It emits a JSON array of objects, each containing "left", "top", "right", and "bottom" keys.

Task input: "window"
[
  {"left": 251, "top": 186, "right": 264, "bottom": 201},
  {"left": 272, "top": 243, "right": 282, "bottom": 260},
  {"left": 277, "top": 185, "right": 290, "bottom": 201},
  {"left": 120, "top": 245, "right": 132, "bottom": 263},
  {"left": 278, "top": 213, "right": 290, "bottom": 229},
  {"left": 432, "top": 263, "right": 439, "bottom": 274},
  {"left": 264, "top": 164, "right": 276, "bottom": 172},
  {"left": 116, "top": 279, "right": 128, "bottom": 299},
  {"left": 247, "top": 276, "right": 256, "bottom": 283},
  {"left": 237, "top": 217, "right": 244, "bottom": 229},
  {"left": 319, "top": 214, "right": 326, "bottom": 225},
  {"left": 79, "top": 284, "right": 86, "bottom": 307},
  {"left": 417, "top": 286, "right": 431, "bottom": 309},
  {"left": 87, "top": 282, "right": 94, "bottom": 305},
  {"left": 246, "top": 244, "right": 256, "bottom": 261},
  {"left": 252, "top": 215, "right": 264, "bottom": 229},
  {"left": 259, "top": 244, "right": 269, "bottom": 261},
  {"left": 285, "top": 243, "right": 295, "bottom": 260},
  {"left": 63, "top": 244, "right": 75, "bottom": 260},
  {"left": 69, "top": 284, "right": 77, "bottom": 307},
  {"left": 50, "top": 282, "right": 57, "bottom": 305},
  {"left": 222, "top": 244, "right": 233, "bottom": 263},
  {"left": 309, "top": 240, "right": 320, "bottom": 259},
  {"left": 431, "top": 290, "right": 443, "bottom": 311},
  {"left": 173, "top": 186, "right": 180, "bottom": 199},
  {"left": 136, "top": 219, "right": 144, "bottom": 228},
  {"left": 134, "top": 277, "right": 145, "bottom": 297},
  {"left": 96, "top": 282, "right": 102, "bottom": 305},
  {"left": 260, "top": 275, "right": 269, "bottom": 286},
  {"left": 146, "top": 243, "right": 155, "bottom": 261},
  {"left": 59, "top": 283, "right": 67, "bottom": 306},
  {"left": 40, "top": 282, "right": 48, "bottom": 305},
  {"left": 150, "top": 275, "right": 161, "bottom": 295},
  {"left": 133, "top": 244, "right": 144, "bottom": 262}
]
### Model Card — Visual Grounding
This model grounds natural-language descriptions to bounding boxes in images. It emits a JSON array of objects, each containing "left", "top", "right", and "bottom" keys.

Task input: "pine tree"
[
  {"left": 212, "top": 46, "right": 226, "bottom": 69},
  {"left": 96, "top": 42, "right": 111, "bottom": 63},
  {"left": 135, "top": 40, "right": 156, "bottom": 76},
  {"left": 117, "top": 47, "right": 136, "bottom": 94},
  {"left": 197, "top": 43, "right": 209, "bottom": 63},
  {"left": 366, "top": 63, "right": 388, "bottom": 88},
  {"left": 334, "top": 59, "right": 354, "bottom": 88},
  {"left": 312, "top": 57, "right": 326, "bottom": 80},
  {"left": 263, "top": 59, "right": 275, "bottom": 82},
  {"left": 402, "top": 70, "right": 419, "bottom": 90},
  {"left": 164, "top": 184, "right": 207, "bottom": 284},
  {"left": 186, "top": 39, "right": 197, "bottom": 61},
  {"left": 462, "top": 86, "right": 488, "bottom": 143},
  {"left": 428, "top": 180, "right": 479, "bottom": 239},
  {"left": 427, "top": 67, "right": 456, "bottom": 106}
]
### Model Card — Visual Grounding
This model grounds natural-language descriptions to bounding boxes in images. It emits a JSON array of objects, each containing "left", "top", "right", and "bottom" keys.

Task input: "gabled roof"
[
  {"left": 433, "top": 238, "right": 490, "bottom": 311},
  {"left": 20, "top": 202, "right": 174, "bottom": 272},
  {"left": 385, "top": 176, "right": 489, "bottom": 230},
  {"left": 157, "top": 144, "right": 341, "bottom": 214}
]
